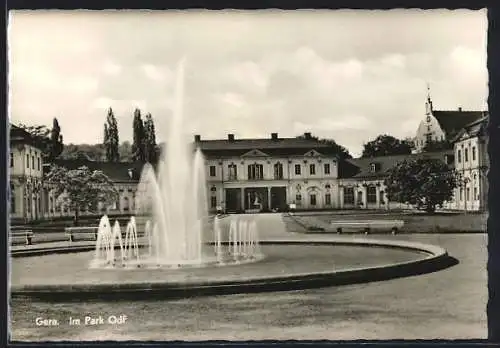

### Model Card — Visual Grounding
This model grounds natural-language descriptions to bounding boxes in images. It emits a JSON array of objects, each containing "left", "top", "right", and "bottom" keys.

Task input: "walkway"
[{"left": 9, "top": 213, "right": 486, "bottom": 340}]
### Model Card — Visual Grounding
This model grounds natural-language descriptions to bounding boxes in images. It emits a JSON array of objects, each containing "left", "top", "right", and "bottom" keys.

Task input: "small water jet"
[
  {"left": 91, "top": 214, "right": 263, "bottom": 269},
  {"left": 90, "top": 58, "right": 263, "bottom": 269}
]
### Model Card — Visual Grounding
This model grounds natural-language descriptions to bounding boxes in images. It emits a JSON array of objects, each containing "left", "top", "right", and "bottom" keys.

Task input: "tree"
[
  {"left": 384, "top": 158, "right": 459, "bottom": 213},
  {"left": 422, "top": 139, "right": 453, "bottom": 152},
  {"left": 45, "top": 164, "right": 119, "bottom": 225},
  {"left": 48, "top": 118, "right": 64, "bottom": 161},
  {"left": 362, "top": 134, "right": 413, "bottom": 158},
  {"left": 60, "top": 143, "right": 105, "bottom": 161},
  {"left": 104, "top": 108, "right": 120, "bottom": 162},
  {"left": 403, "top": 137, "right": 416, "bottom": 152},
  {"left": 296, "top": 134, "right": 352, "bottom": 160},
  {"left": 18, "top": 118, "right": 64, "bottom": 162},
  {"left": 132, "top": 108, "right": 146, "bottom": 162},
  {"left": 144, "top": 113, "right": 157, "bottom": 163}
]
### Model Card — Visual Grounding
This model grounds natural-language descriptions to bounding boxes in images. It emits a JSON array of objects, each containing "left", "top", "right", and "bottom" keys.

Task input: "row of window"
[
  {"left": 9, "top": 187, "right": 138, "bottom": 215},
  {"left": 343, "top": 186, "right": 379, "bottom": 205},
  {"left": 458, "top": 187, "right": 479, "bottom": 202},
  {"left": 457, "top": 145, "right": 477, "bottom": 164},
  {"left": 209, "top": 163, "right": 332, "bottom": 180},
  {"left": 294, "top": 187, "right": 382, "bottom": 207},
  {"left": 9, "top": 152, "right": 42, "bottom": 171},
  {"left": 295, "top": 193, "right": 332, "bottom": 206},
  {"left": 10, "top": 195, "right": 42, "bottom": 214}
]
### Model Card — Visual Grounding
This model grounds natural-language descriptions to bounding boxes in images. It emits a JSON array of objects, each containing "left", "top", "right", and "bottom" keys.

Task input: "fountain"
[{"left": 90, "top": 59, "right": 263, "bottom": 269}]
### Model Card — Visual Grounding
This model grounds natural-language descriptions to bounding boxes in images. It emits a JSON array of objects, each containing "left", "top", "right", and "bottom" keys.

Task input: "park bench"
[
  {"left": 65, "top": 226, "right": 99, "bottom": 242},
  {"left": 330, "top": 220, "right": 404, "bottom": 235},
  {"left": 10, "top": 230, "right": 34, "bottom": 245}
]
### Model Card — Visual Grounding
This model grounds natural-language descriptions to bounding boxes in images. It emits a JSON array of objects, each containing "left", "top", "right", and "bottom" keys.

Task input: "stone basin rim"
[{"left": 10, "top": 237, "right": 452, "bottom": 299}]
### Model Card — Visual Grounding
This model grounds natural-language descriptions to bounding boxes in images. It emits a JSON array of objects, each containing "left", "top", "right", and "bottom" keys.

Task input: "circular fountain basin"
[{"left": 10, "top": 238, "right": 454, "bottom": 301}]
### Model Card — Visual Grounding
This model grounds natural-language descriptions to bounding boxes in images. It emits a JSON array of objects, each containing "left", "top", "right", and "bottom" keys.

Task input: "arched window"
[
  {"left": 228, "top": 163, "right": 238, "bottom": 180},
  {"left": 367, "top": 186, "right": 377, "bottom": 203},
  {"left": 274, "top": 162, "right": 283, "bottom": 180}
]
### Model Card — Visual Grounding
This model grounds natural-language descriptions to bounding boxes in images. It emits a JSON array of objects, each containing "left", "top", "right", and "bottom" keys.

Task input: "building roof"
[
  {"left": 433, "top": 110, "right": 487, "bottom": 139},
  {"left": 48, "top": 159, "right": 146, "bottom": 183},
  {"left": 9, "top": 124, "right": 41, "bottom": 148},
  {"left": 450, "top": 115, "right": 489, "bottom": 143},
  {"left": 195, "top": 134, "right": 341, "bottom": 157},
  {"left": 341, "top": 150, "right": 454, "bottom": 180}
]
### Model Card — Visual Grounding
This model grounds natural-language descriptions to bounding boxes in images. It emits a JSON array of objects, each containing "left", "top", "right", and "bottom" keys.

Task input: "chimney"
[
  {"left": 271, "top": 133, "right": 278, "bottom": 140},
  {"left": 228, "top": 134, "right": 235, "bottom": 141},
  {"left": 194, "top": 134, "right": 201, "bottom": 142},
  {"left": 458, "top": 106, "right": 463, "bottom": 112},
  {"left": 304, "top": 132, "right": 312, "bottom": 140}
]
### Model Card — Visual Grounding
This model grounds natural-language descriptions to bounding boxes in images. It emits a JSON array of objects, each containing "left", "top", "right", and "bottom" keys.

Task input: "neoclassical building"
[
  {"left": 451, "top": 116, "right": 489, "bottom": 211},
  {"left": 339, "top": 151, "right": 454, "bottom": 211},
  {"left": 9, "top": 125, "right": 45, "bottom": 223},
  {"left": 44, "top": 159, "right": 144, "bottom": 219},
  {"left": 197, "top": 133, "right": 342, "bottom": 213}
]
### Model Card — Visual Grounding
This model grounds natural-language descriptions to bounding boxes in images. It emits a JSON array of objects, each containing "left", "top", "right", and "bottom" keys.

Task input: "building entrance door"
[
  {"left": 270, "top": 187, "right": 287, "bottom": 211},
  {"left": 225, "top": 188, "right": 242, "bottom": 212}
]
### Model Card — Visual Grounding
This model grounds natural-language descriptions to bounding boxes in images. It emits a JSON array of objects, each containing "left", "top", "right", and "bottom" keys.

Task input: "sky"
[{"left": 8, "top": 9, "right": 488, "bottom": 157}]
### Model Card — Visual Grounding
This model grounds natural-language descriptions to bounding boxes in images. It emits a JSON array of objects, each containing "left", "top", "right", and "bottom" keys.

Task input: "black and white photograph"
[{"left": 7, "top": 9, "right": 489, "bottom": 341}]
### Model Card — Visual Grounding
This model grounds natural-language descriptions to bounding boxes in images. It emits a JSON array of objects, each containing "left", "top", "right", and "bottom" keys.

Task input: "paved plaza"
[{"left": 9, "top": 213, "right": 487, "bottom": 341}]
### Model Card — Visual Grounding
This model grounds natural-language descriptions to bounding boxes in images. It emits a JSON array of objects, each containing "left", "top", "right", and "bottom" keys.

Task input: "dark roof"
[
  {"left": 49, "top": 159, "right": 146, "bottom": 182},
  {"left": 450, "top": 116, "right": 488, "bottom": 143},
  {"left": 342, "top": 150, "right": 454, "bottom": 180},
  {"left": 196, "top": 137, "right": 341, "bottom": 157},
  {"left": 9, "top": 124, "right": 40, "bottom": 147},
  {"left": 433, "top": 110, "right": 487, "bottom": 139}
]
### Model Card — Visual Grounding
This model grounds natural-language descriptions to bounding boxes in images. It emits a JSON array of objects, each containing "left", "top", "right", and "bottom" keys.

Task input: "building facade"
[
  {"left": 9, "top": 125, "right": 46, "bottom": 223},
  {"left": 450, "top": 116, "right": 489, "bottom": 211},
  {"left": 414, "top": 91, "right": 487, "bottom": 152},
  {"left": 199, "top": 133, "right": 341, "bottom": 213},
  {"left": 9, "top": 118, "right": 490, "bottom": 223}
]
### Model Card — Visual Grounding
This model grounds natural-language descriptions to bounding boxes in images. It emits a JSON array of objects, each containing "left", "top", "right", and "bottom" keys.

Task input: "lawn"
[{"left": 284, "top": 210, "right": 487, "bottom": 233}]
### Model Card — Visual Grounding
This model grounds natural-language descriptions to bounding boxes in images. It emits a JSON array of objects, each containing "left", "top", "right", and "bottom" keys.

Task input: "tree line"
[
  {"left": 102, "top": 107, "right": 158, "bottom": 163},
  {"left": 18, "top": 115, "right": 450, "bottom": 164},
  {"left": 27, "top": 108, "right": 159, "bottom": 163}
]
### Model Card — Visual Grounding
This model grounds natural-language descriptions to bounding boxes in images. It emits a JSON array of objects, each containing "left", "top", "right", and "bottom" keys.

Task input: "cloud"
[
  {"left": 141, "top": 64, "right": 172, "bottom": 82},
  {"left": 102, "top": 60, "right": 122, "bottom": 75}
]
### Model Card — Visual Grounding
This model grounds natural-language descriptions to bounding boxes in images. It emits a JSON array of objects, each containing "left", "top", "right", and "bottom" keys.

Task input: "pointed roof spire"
[{"left": 425, "top": 82, "right": 433, "bottom": 113}]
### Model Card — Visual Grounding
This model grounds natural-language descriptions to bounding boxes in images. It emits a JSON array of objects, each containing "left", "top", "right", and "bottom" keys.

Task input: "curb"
[{"left": 10, "top": 237, "right": 456, "bottom": 301}]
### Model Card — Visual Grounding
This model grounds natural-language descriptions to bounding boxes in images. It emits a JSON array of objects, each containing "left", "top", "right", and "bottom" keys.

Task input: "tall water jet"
[
  {"left": 132, "top": 57, "right": 208, "bottom": 266},
  {"left": 91, "top": 58, "right": 263, "bottom": 269}
]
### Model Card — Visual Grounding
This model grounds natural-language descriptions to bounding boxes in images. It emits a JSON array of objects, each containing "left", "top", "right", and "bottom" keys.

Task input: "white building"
[
  {"left": 414, "top": 90, "right": 487, "bottom": 152},
  {"left": 339, "top": 150, "right": 455, "bottom": 211},
  {"left": 450, "top": 116, "right": 489, "bottom": 211},
  {"left": 198, "top": 132, "right": 341, "bottom": 213},
  {"left": 9, "top": 125, "right": 45, "bottom": 223}
]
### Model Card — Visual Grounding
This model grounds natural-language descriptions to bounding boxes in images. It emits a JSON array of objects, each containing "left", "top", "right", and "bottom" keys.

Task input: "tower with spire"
[
  {"left": 414, "top": 82, "right": 486, "bottom": 153},
  {"left": 425, "top": 83, "right": 433, "bottom": 118}
]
